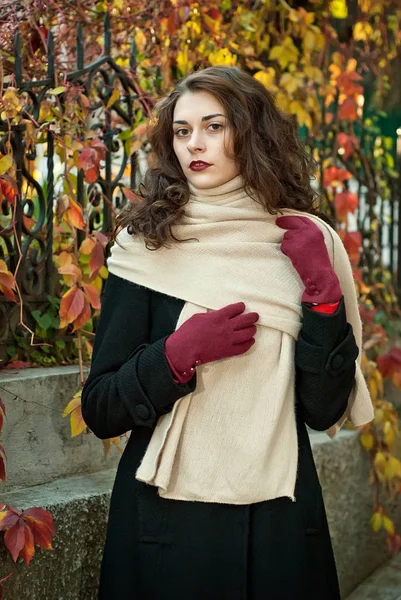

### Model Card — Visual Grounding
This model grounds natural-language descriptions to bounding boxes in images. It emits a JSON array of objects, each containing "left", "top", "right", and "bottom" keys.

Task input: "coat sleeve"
[
  {"left": 81, "top": 273, "right": 197, "bottom": 440},
  {"left": 295, "top": 296, "right": 359, "bottom": 431}
]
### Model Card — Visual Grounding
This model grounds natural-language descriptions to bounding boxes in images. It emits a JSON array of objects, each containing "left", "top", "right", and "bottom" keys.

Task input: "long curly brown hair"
[{"left": 113, "top": 65, "right": 325, "bottom": 250}]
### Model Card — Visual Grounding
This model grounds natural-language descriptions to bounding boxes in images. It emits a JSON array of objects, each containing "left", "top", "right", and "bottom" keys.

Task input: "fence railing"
[{"left": 0, "top": 13, "right": 143, "bottom": 358}]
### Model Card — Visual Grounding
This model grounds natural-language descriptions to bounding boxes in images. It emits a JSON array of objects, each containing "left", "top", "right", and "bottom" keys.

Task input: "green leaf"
[
  {"left": 56, "top": 339, "right": 66, "bottom": 350},
  {"left": 6, "top": 345, "right": 17, "bottom": 358}
]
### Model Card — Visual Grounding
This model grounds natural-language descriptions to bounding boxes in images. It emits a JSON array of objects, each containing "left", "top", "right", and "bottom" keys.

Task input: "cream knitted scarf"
[{"left": 107, "top": 175, "right": 374, "bottom": 505}]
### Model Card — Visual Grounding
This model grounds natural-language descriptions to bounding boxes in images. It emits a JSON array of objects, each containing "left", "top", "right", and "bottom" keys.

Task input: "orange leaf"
[
  {"left": 19, "top": 521, "right": 35, "bottom": 566},
  {"left": 73, "top": 299, "right": 91, "bottom": 331},
  {"left": 89, "top": 240, "right": 105, "bottom": 279},
  {"left": 58, "top": 264, "right": 82, "bottom": 284},
  {"left": 59, "top": 287, "right": 85, "bottom": 325},
  {"left": 122, "top": 187, "right": 140, "bottom": 203},
  {"left": 0, "top": 260, "right": 17, "bottom": 302},
  {"left": 84, "top": 167, "right": 99, "bottom": 184},
  {"left": 82, "top": 283, "right": 101, "bottom": 309},
  {"left": 22, "top": 507, "right": 55, "bottom": 550},
  {"left": 79, "top": 237, "right": 96, "bottom": 255},
  {"left": 58, "top": 251, "right": 73, "bottom": 267},
  {"left": 334, "top": 191, "right": 359, "bottom": 220},
  {"left": 338, "top": 230, "right": 362, "bottom": 264},
  {"left": 337, "top": 71, "right": 363, "bottom": 96},
  {"left": 323, "top": 167, "right": 352, "bottom": 189},
  {"left": 64, "top": 198, "right": 86, "bottom": 231}
]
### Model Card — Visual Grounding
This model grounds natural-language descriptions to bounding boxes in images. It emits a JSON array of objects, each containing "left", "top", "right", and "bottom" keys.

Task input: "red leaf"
[
  {"left": 73, "top": 299, "right": 91, "bottom": 331},
  {"left": 82, "top": 283, "right": 101, "bottom": 309},
  {"left": 4, "top": 519, "right": 26, "bottom": 562},
  {"left": 337, "top": 132, "right": 357, "bottom": 160},
  {"left": 338, "top": 230, "right": 362, "bottom": 265},
  {"left": 92, "top": 231, "right": 109, "bottom": 248},
  {"left": 334, "top": 190, "right": 359, "bottom": 220},
  {"left": 323, "top": 166, "right": 352, "bottom": 189},
  {"left": 84, "top": 167, "right": 99, "bottom": 184},
  {"left": 339, "top": 97, "right": 358, "bottom": 121},
  {"left": 78, "top": 147, "right": 97, "bottom": 171},
  {"left": 3, "top": 360, "right": 34, "bottom": 370},
  {"left": 59, "top": 287, "right": 85, "bottom": 325},
  {"left": 337, "top": 71, "right": 363, "bottom": 96},
  {"left": 377, "top": 348, "right": 401, "bottom": 378},
  {"left": 89, "top": 240, "right": 105, "bottom": 279},
  {"left": 23, "top": 507, "right": 55, "bottom": 550},
  {"left": 19, "top": 521, "right": 35, "bottom": 566}
]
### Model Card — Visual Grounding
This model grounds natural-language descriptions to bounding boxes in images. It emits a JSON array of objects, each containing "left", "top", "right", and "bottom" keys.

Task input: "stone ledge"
[
  {"left": 0, "top": 470, "right": 115, "bottom": 600},
  {"left": 0, "top": 366, "right": 120, "bottom": 490},
  {"left": 345, "top": 553, "right": 401, "bottom": 600}
]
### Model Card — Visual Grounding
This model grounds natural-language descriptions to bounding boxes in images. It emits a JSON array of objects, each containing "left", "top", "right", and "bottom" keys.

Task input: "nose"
[{"left": 187, "top": 130, "right": 206, "bottom": 154}]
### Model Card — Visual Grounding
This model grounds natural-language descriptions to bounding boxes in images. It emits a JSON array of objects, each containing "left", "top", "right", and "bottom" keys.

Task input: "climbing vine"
[{"left": 1, "top": 0, "right": 401, "bottom": 590}]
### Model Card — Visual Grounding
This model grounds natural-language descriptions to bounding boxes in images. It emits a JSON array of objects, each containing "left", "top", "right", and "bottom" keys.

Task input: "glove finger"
[
  {"left": 217, "top": 302, "right": 246, "bottom": 319},
  {"left": 233, "top": 325, "right": 257, "bottom": 344},
  {"left": 231, "top": 312, "right": 259, "bottom": 330},
  {"left": 230, "top": 338, "right": 256, "bottom": 356}
]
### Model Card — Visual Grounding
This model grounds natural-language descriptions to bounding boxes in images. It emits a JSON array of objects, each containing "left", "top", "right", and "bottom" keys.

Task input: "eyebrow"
[{"left": 173, "top": 113, "right": 226, "bottom": 125}]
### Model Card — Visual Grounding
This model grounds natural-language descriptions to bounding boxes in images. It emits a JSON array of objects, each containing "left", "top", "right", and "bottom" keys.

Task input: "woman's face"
[{"left": 172, "top": 90, "right": 240, "bottom": 190}]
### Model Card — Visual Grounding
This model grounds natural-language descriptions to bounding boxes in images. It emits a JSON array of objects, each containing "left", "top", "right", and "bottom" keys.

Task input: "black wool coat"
[{"left": 82, "top": 272, "right": 359, "bottom": 600}]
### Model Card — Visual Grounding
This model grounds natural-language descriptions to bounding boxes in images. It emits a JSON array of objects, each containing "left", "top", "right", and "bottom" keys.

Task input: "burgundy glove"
[
  {"left": 165, "top": 302, "right": 259, "bottom": 384},
  {"left": 276, "top": 215, "right": 342, "bottom": 304}
]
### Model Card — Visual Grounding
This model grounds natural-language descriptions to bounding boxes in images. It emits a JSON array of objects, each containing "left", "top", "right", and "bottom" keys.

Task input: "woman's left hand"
[{"left": 276, "top": 215, "right": 342, "bottom": 304}]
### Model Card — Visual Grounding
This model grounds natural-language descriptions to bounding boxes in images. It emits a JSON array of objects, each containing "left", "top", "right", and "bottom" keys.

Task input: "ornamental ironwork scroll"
[{"left": 0, "top": 12, "right": 144, "bottom": 358}]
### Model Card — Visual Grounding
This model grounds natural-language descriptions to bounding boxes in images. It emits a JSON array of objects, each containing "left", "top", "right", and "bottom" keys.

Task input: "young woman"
[{"left": 82, "top": 65, "right": 374, "bottom": 600}]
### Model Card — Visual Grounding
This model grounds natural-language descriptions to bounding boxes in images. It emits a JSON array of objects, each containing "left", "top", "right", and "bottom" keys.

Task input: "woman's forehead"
[{"left": 173, "top": 91, "right": 226, "bottom": 122}]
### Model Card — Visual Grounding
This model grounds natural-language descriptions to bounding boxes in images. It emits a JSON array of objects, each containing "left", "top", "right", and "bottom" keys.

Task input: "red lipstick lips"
[{"left": 189, "top": 161, "right": 212, "bottom": 171}]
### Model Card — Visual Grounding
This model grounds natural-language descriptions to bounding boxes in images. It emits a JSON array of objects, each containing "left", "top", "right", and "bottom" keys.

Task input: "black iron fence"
[
  {"left": 1, "top": 13, "right": 401, "bottom": 360},
  {"left": 0, "top": 13, "right": 143, "bottom": 358}
]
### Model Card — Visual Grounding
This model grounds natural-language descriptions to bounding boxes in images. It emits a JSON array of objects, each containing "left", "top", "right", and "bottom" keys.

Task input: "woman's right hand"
[{"left": 164, "top": 302, "right": 259, "bottom": 384}]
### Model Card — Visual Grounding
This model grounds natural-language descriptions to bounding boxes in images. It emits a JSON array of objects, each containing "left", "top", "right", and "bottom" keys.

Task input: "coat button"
[
  {"left": 332, "top": 354, "right": 344, "bottom": 369},
  {"left": 135, "top": 404, "right": 150, "bottom": 420}
]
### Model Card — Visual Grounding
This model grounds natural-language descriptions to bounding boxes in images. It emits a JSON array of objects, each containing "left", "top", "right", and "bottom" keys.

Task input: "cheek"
[{"left": 173, "top": 140, "right": 185, "bottom": 167}]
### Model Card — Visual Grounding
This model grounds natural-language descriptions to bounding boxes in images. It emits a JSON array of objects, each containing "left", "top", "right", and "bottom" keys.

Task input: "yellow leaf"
[
  {"left": 383, "top": 516, "right": 395, "bottom": 535},
  {"left": 374, "top": 451, "right": 386, "bottom": 473},
  {"left": 135, "top": 28, "right": 147, "bottom": 52},
  {"left": 254, "top": 68, "right": 277, "bottom": 91},
  {"left": 63, "top": 391, "right": 86, "bottom": 437},
  {"left": 330, "top": 0, "right": 348, "bottom": 19},
  {"left": 304, "top": 65, "right": 323, "bottom": 84},
  {"left": 208, "top": 48, "right": 237, "bottom": 67},
  {"left": 353, "top": 22, "right": 373, "bottom": 41},
  {"left": 91, "top": 275, "right": 103, "bottom": 293},
  {"left": 370, "top": 512, "right": 382, "bottom": 532},
  {"left": 106, "top": 88, "right": 120, "bottom": 110},
  {"left": 384, "top": 456, "right": 401, "bottom": 480},
  {"left": 99, "top": 265, "right": 108, "bottom": 279},
  {"left": 373, "top": 408, "right": 384, "bottom": 425},
  {"left": 48, "top": 86, "right": 67, "bottom": 95},
  {"left": 0, "top": 155, "right": 13, "bottom": 175},
  {"left": 177, "top": 46, "right": 193, "bottom": 75},
  {"left": 269, "top": 37, "right": 299, "bottom": 69},
  {"left": 360, "top": 430, "right": 374, "bottom": 450}
]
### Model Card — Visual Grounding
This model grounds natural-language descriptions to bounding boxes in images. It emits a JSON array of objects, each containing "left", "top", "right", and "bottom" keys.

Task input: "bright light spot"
[{"left": 338, "top": 148, "right": 345, "bottom": 155}]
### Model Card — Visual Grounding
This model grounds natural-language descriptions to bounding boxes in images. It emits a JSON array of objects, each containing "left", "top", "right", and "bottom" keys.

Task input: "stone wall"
[{"left": 0, "top": 367, "right": 399, "bottom": 599}]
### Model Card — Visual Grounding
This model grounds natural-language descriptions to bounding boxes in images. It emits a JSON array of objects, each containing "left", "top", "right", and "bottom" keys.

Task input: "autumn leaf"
[
  {"left": 334, "top": 190, "right": 359, "bottom": 220},
  {"left": 0, "top": 259, "right": 17, "bottom": 301},
  {"left": 330, "top": 0, "right": 348, "bottom": 19},
  {"left": 64, "top": 198, "right": 86, "bottom": 231},
  {"left": 79, "top": 237, "right": 96, "bottom": 255},
  {"left": 338, "top": 230, "right": 362, "bottom": 264},
  {"left": 269, "top": 37, "right": 299, "bottom": 69},
  {"left": 58, "top": 264, "right": 82, "bottom": 285},
  {"left": 360, "top": 430, "right": 374, "bottom": 450},
  {"left": 337, "top": 132, "right": 357, "bottom": 159},
  {"left": 82, "top": 283, "right": 101, "bottom": 309},
  {"left": 376, "top": 348, "right": 401, "bottom": 379},
  {"left": 89, "top": 240, "right": 105, "bottom": 280},
  {"left": 0, "top": 176, "right": 17, "bottom": 204},
  {"left": 0, "top": 505, "right": 55, "bottom": 565},
  {"left": 22, "top": 507, "right": 55, "bottom": 550},
  {"left": 59, "top": 287, "right": 85, "bottom": 327},
  {"left": 339, "top": 97, "right": 358, "bottom": 121},
  {"left": 72, "top": 299, "right": 91, "bottom": 331},
  {"left": 0, "top": 155, "right": 13, "bottom": 175},
  {"left": 106, "top": 88, "right": 120, "bottom": 110},
  {"left": 371, "top": 511, "right": 383, "bottom": 532},
  {"left": 323, "top": 166, "right": 352, "bottom": 189},
  {"left": 63, "top": 391, "right": 87, "bottom": 437}
]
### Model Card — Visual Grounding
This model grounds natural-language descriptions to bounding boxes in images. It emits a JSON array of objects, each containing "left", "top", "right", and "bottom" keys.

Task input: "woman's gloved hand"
[
  {"left": 276, "top": 215, "right": 342, "bottom": 304},
  {"left": 165, "top": 302, "right": 259, "bottom": 384}
]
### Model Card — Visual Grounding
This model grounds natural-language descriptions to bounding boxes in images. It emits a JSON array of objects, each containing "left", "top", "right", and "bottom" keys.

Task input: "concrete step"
[{"left": 345, "top": 553, "right": 401, "bottom": 600}]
